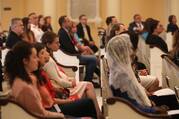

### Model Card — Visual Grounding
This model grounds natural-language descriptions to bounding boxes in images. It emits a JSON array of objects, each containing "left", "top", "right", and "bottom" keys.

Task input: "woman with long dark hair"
[
  {"left": 4, "top": 41, "right": 64, "bottom": 118},
  {"left": 40, "top": 31, "right": 103, "bottom": 119},
  {"left": 144, "top": 18, "right": 168, "bottom": 53},
  {"left": 22, "top": 17, "right": 36, "bottom": 44}
]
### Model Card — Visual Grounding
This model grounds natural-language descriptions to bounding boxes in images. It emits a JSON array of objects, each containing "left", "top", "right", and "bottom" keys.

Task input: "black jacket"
[
  {"left": 146, "top": 34, "right": 168, "bottom": 53},
  {"left": 128, "top": 21, "right": 145, "bottom": 33},
  {"left": 6, "top": 31, "right": 22, "bottom": 49},
  {"left": 58, "top": 28, "right": 79, "bottom": 54},
  {"left": 167, "top": 23, "right": 179, "bottom": 34},
  {"left": 77, "top": 23, "right": 93, "bottom": 41},
  {"left": 120, "top": 31, "right": 139, "bottom": 50}
]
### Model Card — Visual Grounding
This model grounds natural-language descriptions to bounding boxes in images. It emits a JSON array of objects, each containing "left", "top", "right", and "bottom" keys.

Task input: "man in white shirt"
[{"left": 28, "top": 12, "right": 44, "bottom": 42}]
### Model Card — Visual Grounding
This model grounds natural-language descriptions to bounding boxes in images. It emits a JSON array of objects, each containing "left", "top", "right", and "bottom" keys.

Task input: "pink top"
[{"left": 10, "top": 77, "right": 64, "bottom": 118}]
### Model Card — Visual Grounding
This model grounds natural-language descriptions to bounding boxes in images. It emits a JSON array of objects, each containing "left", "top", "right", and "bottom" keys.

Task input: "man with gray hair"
[{"left": 6, "top": 18, "right": 24, "bottom": 49}]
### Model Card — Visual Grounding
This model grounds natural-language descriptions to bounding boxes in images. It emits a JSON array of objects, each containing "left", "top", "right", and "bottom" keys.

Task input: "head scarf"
[{"left": 106, "top": 34, "right": 151, "bottom": 106}]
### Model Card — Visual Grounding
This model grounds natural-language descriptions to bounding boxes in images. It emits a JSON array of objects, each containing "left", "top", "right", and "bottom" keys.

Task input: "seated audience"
[
  {"left": 97, "top": 16, "right": 118, "bottom": 47},
  {"left": 108, "top": 23, "right": 138, "bottom": 51},
  {"left": 144, "top": 18, "right": 168, "bottom": 53},
  {"left": 169, "top": 30, "right": 179, "bottom": 66},
  {"left": 128, "top": 14, "right": 145, "bottom": 34},
  {"left": 4, "top": 41, "right": 64, "bottom": 118},
  {"left": 22, "top": 17, "right": 36, "bottom": 44},
  {"left": 77, "top": 14, "right": 98, "bottom": 53},
  {"left": 108, "top": 23, "right": 159, "bottom": 93},
  {"left": 6, "top": 18, "right": 24, "bottom": 49},
  {"left": 44, "top": 16, "right": 53, "bottom": 32},
  {"left": 105, "top": 16, "right": 118, "bottom": 40},
  {"left": 34, "top": 43, "right": 98, "bottom": 118},
  {"left": 38, "top": 15, "right": 46, "bottom": 32},
  {"left": 58, "top": 15, "right": 100, "bottom": 87},
  {"left": 28, "top": 12, "right": 44, "bottom": 42},
  {"left": 106, "top": 35, "right": 167, "bottom": 113},
  {"left": 167, "top": 15, "right": 179, "bottom": 34},
  {"left": 41, "top": 32, "right": 103, "bottom": 118},
  {"left": 69, "top": 21, "right": 94, "bottom": 55},
  {"left": 132, "top": 56, "right": 160, "bottom": 93}
]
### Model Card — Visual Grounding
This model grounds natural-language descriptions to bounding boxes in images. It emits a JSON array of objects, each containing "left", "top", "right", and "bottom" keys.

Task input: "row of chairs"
[
  {"left": 136, "top": 32, "right": 173, "bottom": 75},
  {"left": 0, "top": 31, "right": 177, "bottom": 118},
  {"left": 98, "top": 31, "right": 179, "bottom": 118},
  {"left": 162, "top": 54, "right": 179, "bottom": 90},
  {"left": 99, "top": 51, "right": 170, "bottom": 119},
  {"left": 137, "top": 32, "right": 175, "bottom": 87}
]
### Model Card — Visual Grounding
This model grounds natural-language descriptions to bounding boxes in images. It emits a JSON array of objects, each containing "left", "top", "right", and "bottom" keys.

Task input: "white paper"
[
  {"left": 153, "top": 88, "right": 175, "bottom": 96},
  {"left": 53, "top": 104, "right": 61, "bottom": 113},
  {"left": 168, "top": 110, "right": 179, "bottom": 115}
]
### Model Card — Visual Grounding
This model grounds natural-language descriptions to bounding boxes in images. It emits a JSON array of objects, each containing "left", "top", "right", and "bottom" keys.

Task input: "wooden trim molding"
[{"left": 106, "top": 97, "right": 171, "bottom": 119}]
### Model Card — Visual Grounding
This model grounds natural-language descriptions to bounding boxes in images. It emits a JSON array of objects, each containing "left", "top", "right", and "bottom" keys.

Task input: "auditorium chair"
[
  {"left": 56, "top": 63, "right": 78, "bottom": 82},
  {"left": 100, "top": 56, "right": 171, "bottom": 119},
  {"left": 165, "top": 32, "right": 173, "bottom": 51},
  {"left": 53, "top": 48, "right": 82, "bottom": 82},
  {"left": 161, "top": 54, "right": 179, "bottom": 90},
  {"left": 0, "top": 96, "right": 64, "bottom": 119},
  {"left": 159, "top": 31, "right": 167, "bottom": 43},
  {"left": 136, "top": 35, "right": 150, "bottom": 73}
]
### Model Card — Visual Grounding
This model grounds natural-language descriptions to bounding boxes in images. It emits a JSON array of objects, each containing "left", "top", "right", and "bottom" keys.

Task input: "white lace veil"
[{"left": 106, "top": 34, "right": 151, "bottom": 107}]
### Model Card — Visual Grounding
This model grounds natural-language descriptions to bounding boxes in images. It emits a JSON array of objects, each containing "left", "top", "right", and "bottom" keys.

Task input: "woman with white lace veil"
[
  {"left": 106, "top": 34, "right": 152, "bottom": 107},
  {"left": 106, "top": 34, "right": 179, "bottom": 114}
]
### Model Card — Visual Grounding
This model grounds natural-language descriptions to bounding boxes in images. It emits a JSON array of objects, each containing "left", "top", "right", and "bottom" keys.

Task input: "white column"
[
  {"left": 43, "top": 0, "right": 57, "bottom": 32},
  {"left": 106, "top": 0, "right": 120, "bottom": 19}
]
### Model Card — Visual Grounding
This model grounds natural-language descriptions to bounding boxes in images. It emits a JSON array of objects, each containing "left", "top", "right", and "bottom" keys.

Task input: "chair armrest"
[
  {"left": 59, "top": 48, "right": 80, "bottom": 57},
  {"left": 53, "top": 49, "right": 80, "bottom": 66},
  {"left": 56, "top": 62, "right": 78, "bottom": 72},
  {"left": 161, "top": 54, "right": 179, "bottom": 70},
  {"left": 161, "top": 54, "right": 169, "bottom": 58},
  {"left": 0, "top": 96, "right": 64, "bottom": 119}
]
